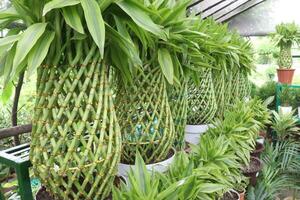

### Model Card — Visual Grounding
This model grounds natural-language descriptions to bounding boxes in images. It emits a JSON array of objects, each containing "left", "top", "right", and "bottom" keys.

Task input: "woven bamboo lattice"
[
  {"left": 187, "top": 68, "right": 217, "bottom": 125},
  {"left": 30, "top": 59, "right": 121, "bottom": 200},
  {"left": 230, "top": 70, "right": 251, "bottom": 104},
  {"left": 212, "top": 70, "right": 226, "bottom": 119},
  {"left": 115, "top": 66, "right": 175, "bottom": 164},
  {"left": 168, "top": 80, "right": 188, "bottom": 150}
]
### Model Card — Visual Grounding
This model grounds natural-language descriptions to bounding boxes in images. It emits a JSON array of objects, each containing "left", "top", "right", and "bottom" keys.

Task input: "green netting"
[
  {"left": 30, "top": 61, "right": 121, "bottom": 200},
  {"left": 168, "top": 81, "right": 188, "bottom": 150},
  {"left": 187, "top": 68, "right": 217, "bottom": 125},
  {"left": 115, "top": 66, "right": 175, "bottom": 164}
]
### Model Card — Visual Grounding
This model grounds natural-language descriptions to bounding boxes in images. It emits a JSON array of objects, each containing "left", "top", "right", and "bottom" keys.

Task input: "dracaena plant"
[
  {"left": 112, "top": 152, "right": 190, "bottom": 200},
  {"left": 271, "top": 111, "right": 300, "bottom": 140},
  {"left": 191, "top": 134, "right": 242, "bottom": 187},
  {"left": 0, "top": 0, "right": 172, "bottom": 199},
  {"left": 207, "top": 100, "right": 260, "bottom": 165}
]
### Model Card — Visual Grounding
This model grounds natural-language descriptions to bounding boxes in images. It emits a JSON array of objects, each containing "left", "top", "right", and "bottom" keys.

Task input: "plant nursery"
[{"left": 0, "top": 0, "right": 299, "bottom": 200}]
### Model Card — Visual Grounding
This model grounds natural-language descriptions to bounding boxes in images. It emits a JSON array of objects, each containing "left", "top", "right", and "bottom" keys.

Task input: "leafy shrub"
[{"left": 254, "top": 81, "right": 276, "bottom": 110}]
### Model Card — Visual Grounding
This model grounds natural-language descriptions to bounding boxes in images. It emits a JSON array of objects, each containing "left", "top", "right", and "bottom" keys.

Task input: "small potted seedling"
[
  {"left": 279, "top": 85, "right": 295, "bottom": 115},
  {"left": 234, "top": 178, "right": 249, "bottom": 200}
]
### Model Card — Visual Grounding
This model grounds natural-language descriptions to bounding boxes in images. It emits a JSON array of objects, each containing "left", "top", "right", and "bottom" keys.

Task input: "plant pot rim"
[
  {"left": 119, "top": 147, "right": 176, "bottom": 167},
  {"left": 252, "top": 142, "right": 265, "bottom": 154},
  {"left": 277, "top": 68, "right": 295, "bottom": 71},
  {"left": 185, "top": 124, "right": 213, "bottom": 134},
  {"left": 117, "top": 148, "right": 176, "bottom": 180},
  {"left": 222, "top": 189, "right": 240, "bottom": 200},
  {"left": 237, "top": 188, "right": 246, "bottom": 194},
  {"left": 242, "top": 156, "right": 263, "bottom": 174}
]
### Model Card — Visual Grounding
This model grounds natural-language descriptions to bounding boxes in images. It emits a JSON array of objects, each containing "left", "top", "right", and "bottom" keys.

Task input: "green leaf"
[
  {"left": 0, "top": 81, "right": 13, "bottom": 104},
  {"left": 197, "top": 183, "right": 226, "bottom": 193},
  {"left": 81, "top": 0, "right": 105, "bottom": 57},
  {"left": 43, "top": 0, "right": 80, "bottom": 16},
  {"left": 0, "top": 7, "right": 20, "bottom": 20},
  {"left": 0, "top": 35, "right": 20, "bottom": 47},
  {"left": 158, "top": 48, "right": 174, "bottom": 84},
  {"left": 116, "top": 1, "right": 166, "bottom": 40},
  {"left": 3, "top": 44, "right": 16, "bottom": 86},
  {"left": 12, "top": 23, "right": 47, "bottom": 76},
  {"left": 27, "top": 31, "right": 55, "bottom": 77},
  {"left": 62, "top": 6, "right": 84, "bottom": 34}
]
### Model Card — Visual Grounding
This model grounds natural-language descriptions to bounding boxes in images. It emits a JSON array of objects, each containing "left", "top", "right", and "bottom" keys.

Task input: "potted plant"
[
  {"left": 242, "top": 156, "right": 263, "bottom": 186},
  {"left": 114, "top": 0, "right": 207, "bottom": 176},
  {"left": 250, "top": 142, "right": 265, "bottom": 158},
  {"left": 0, "top": 0, "right": 167, "bottom": 199},
  {"left": 271, "top": 22, "right": 300, "bottom": 84},
  {"left": 234, "top": 179, "right": 249, "bottom": 200},
  {"left": 222, "top": 190, "right": 240, "bottom": 200},
  {"left": 271, "top": 111, "right": 300, "bottom": 141},
  {"left": 278, "top": 85, "right": 295, "bottom": 115},
  {"left": 186, "top": 68, "right": 217, "bottom": 145}
]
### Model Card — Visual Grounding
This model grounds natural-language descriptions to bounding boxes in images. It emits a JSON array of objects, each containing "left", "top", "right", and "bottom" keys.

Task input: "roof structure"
[
  {"left": 188, "top": 0, "right": 266, "bottom": 23},
  {"left": 227, "top": 0, "right": 300, "bottom": 36},
  {"left": 188, "top": 0, "right": 300, "bottom": 36}
]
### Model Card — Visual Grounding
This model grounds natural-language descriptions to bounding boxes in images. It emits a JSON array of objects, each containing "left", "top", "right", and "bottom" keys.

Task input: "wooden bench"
[{"left": 0, "top": 125, "right": 33, "bottom": 200}]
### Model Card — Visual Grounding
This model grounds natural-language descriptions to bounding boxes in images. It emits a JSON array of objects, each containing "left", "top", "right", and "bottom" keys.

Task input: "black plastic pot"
[
  {"left": 242, "top": 157, "right": 263, "bottom": 186},
  {"left": 250, "top": 142, "right": 265, "bottom": 158}
]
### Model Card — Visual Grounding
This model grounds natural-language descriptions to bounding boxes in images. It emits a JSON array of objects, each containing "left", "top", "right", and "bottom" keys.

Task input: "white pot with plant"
[
  {"left": 185, "top": 68, "right": 217, "bottom": 145},
  {"left": 279, "top": 85, "right": 295, "bottom": 115}
]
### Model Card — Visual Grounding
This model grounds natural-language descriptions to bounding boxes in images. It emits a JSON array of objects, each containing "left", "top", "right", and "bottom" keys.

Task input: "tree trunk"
[{"left": 11, "top": 72, "right": 24, "bottom": 146}]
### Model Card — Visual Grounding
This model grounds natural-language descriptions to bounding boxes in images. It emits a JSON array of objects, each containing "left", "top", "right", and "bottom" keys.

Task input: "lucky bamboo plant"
[
  {"left": 115, "top": 0, "right": 213, "bottom": 164},
  {"left": 272, "top": 22, "right": 300, "bottom": 69},
  {"left": 0, "top": 0, "right": 170, "bottom": 199}
]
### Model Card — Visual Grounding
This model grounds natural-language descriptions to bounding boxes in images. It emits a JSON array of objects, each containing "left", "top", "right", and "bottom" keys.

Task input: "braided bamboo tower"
[
  {"left": 238, "top": 72, "right": 251, "bottom": 100},
  {"left": 115, "top": 66, "right": 175, "bottom": 164},
  {"left": 230, "top": 69, "right": 251, "bottom": 104},
  {"left": 212, "top": 70, "right": 226, "bottom": 119},
  {"left": 187, "top": 68, "right": 217, "bottom": 125},
  {"left": 30, "top": 49, "right": 121, "bottom": 199},
  {"left": 168, "top": 80, "right": 188, "bottom": 150}
]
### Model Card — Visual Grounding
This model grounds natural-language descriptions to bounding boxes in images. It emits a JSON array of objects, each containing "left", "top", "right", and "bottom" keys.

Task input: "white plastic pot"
[
  {"left": 184, "top": 124, "right": 212, "bottom": 145},
  {"left": 279, "top": 106, "right": 293, "bottom": 115},
  {"left": 117, "top": 148, "right": 176, "bottom": 182},
  {"left": 256, "top": 136, "right": 265, "bottom": 144}
]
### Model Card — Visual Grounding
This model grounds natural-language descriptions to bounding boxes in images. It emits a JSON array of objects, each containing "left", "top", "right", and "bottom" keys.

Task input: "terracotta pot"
[
  {"left": 242, "top": 157, "right": 263, "bottom": 186},
  {"left": 277, "top": 69, "right": 295, "bottom": 84},
  {"left": 237, "top": 189, "right": 245, "bottom": 200},
  {"left": 250, "top": 142, "right": 265, "bottom": 158}
]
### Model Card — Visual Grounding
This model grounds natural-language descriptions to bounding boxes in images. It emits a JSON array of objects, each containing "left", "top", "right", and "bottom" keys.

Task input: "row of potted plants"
[
  {"left": 0, "top": 0, "right": 255, "bottom": 199},
  {"left": 247, "top": 110, "right": 300, "bottom": 199},
  {"left": 112, "top": 98, "right": 271, "bottom": 200}
]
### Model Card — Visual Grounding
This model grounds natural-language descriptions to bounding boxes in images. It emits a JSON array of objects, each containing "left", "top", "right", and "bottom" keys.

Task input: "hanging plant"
[{"left": 0, "top": 0, "right": 167, "bottom": 198}]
